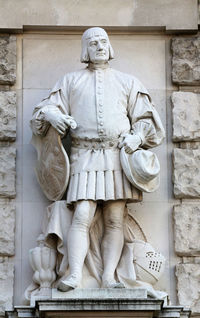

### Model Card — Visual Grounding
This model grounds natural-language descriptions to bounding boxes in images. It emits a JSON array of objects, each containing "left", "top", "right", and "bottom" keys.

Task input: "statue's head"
[{"left": 81, "top": 27, "right": 114, "bottom": 64}]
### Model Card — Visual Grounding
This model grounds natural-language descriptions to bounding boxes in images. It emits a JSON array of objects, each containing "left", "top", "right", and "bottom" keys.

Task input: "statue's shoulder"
[
  {"left": 111, "top": 68, "right": 136, "bottom": 80},
  {"left": 61, "top": 68, "right": 86, "bottom": 83},
  {"left": 111, "top": 68, "right": 146, "bottom": 92},
  {"left": 51, "top": 69, "right": 87, "bottom": 92}
]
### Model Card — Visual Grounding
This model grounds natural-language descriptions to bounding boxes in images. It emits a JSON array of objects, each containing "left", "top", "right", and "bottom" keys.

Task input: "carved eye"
[
  {"left": 90, "top": 41, "right": 97, "bottom": 47},
  {"left": 101, "top": 40, "right": 107, "bottom": 45}
]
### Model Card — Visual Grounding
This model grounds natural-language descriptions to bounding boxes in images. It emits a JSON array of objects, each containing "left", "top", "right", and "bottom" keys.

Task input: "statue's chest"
[{"left": 69, "top": 72, "right": 128, "bottom": 113}]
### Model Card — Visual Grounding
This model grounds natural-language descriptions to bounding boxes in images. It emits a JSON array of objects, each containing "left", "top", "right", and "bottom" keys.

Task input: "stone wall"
[
  {"left": 171, "top": 35, "right": 200, "bottom": 316},
  {"left": 0, "top": 0, "right": 197, "bottom": 32},
  {"left": 0, "top": 1, "right": 199, "bottom": 316},
  {"left": 0, "top": 35, "right": 16, "bottom": 316}
]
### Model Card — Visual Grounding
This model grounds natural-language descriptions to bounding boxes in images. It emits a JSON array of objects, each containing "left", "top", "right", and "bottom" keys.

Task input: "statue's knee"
[
  {"left": 73, "top": 201, "right": 95, "bottom": 229},
  {"left": 104, "top": 212, "right": 124, "bottom": 230}
]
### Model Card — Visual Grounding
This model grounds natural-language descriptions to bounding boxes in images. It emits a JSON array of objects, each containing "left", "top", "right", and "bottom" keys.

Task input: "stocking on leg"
[
  {"left": 58, "top": 200, "right": 96, "bottom": 291},
  {"left": 101, "top": 200, "right": 125, "bottom": 288}
]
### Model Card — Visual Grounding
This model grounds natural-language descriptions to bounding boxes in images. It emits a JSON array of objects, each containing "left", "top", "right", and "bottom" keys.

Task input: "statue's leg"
[
  {"left": 58, "top": 200, "right": 97, "bottom": 291},
  {"left": 101, "top": 200, "right": 126, "bottom": 288}
]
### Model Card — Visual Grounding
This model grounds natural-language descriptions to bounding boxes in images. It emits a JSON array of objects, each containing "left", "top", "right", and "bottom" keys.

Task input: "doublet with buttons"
[{"left": 31, "top": 64, "right": 165, "bottom": 204}]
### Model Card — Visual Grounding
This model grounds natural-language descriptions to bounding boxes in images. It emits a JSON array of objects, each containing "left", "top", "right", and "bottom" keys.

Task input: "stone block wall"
[
  {"left": 171, "top": 35, "right": 200, "bottom": 316},
  {"left": 0, "top": 35, "right": 16, "bottom": 316},
  {"left": 0, "top": 3, "right": 198, "bottom": 315}
]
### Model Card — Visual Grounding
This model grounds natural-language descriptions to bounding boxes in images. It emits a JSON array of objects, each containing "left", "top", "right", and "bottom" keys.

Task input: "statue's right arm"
[
  {"left": 30, "top": 76, "right": 77, "bottom": 136},
  {"left": 35, "top": 106, "right": 76, "bottom": 136}
]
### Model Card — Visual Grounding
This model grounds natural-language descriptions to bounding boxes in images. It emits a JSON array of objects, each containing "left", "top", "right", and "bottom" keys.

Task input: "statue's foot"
[
  {"left": 57, "top": 274, "right": 80, "bottom": 292},
  {"left": 101, "top": 279, "right": 125, "bottom": 289}
]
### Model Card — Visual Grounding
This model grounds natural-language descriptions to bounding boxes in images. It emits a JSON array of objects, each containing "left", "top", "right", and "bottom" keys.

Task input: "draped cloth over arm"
[
  {"left": 30, "top": 76, "right": 70, "bottom": 136},
  {"left": 30, "top": 77, "right": 71, "bottom": 201},
  {"left": 127, "top": 79, "right": 165, "bottom": 148}
]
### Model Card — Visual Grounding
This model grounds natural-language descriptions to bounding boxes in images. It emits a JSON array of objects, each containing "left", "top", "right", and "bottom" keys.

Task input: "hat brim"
[{"left": 120, "top": 148, "right": 160, "bottom": 193}]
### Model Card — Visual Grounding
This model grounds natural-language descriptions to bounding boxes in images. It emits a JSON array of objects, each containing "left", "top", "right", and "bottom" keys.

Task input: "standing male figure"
[{"left": 31, "top": 27, "right": 165, "bottom": 291}]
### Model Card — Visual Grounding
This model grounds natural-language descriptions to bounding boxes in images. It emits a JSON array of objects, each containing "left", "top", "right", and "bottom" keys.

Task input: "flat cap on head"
[{"left": 82, "top": 27, "right": 109, "bottom": 40}]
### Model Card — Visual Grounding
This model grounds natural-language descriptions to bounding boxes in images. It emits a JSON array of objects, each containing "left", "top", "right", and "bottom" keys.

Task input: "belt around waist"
[{"left": 71, "top": 137, "right": 122, "bottom": 150}]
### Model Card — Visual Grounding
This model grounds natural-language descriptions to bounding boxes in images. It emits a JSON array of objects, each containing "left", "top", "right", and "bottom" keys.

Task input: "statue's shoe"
[
  {"left": 57, "top": 275, "right": 80, "bottom": 292},
  {"left": 101, "top": 279, "right": 125, "bottom": 289}
]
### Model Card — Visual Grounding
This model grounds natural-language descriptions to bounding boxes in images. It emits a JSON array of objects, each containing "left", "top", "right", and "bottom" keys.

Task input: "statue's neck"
[{"left": 87, "top": 62, "right": 110, "bottom": 70}]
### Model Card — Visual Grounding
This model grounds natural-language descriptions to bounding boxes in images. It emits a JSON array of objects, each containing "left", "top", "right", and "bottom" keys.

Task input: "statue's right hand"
[{"left": 44, "top": 110, "right": 77, "bottom": 135}]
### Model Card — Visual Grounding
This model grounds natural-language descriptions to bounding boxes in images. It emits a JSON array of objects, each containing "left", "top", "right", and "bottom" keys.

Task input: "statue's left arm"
[{"left": 120, "top": 78, "right": 165, "bottom": 153}]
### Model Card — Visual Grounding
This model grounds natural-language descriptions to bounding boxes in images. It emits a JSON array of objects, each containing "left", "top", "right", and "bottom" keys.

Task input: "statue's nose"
[{"left": 97, "top": 42, "right": 103, "bottom": 50}]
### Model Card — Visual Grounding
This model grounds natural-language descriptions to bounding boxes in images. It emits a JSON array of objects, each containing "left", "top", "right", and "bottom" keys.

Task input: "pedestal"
[{"left": 6, "top": 289, "right": 190, "bottom": 318}]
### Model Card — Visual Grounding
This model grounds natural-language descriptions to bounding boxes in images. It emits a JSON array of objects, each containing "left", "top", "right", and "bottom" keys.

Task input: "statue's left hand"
[{"left": 118, "top": 134, "right": 142, "bottom": 154}]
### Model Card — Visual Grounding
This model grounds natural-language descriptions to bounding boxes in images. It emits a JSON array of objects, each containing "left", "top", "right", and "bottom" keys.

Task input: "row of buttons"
[{"left": 96, "top": 70, "right": 104, "bottom": 136}]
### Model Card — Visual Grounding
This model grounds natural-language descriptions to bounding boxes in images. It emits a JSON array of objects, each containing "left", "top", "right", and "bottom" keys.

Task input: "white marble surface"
[
  {"left": 52, "top": 288, "right": 147, "bottom": 299},
  {"left": 14, "top": 32, "right": 177, "bottom": 305}
]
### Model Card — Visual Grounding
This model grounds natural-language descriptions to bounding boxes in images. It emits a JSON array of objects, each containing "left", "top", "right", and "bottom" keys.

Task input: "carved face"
[{"left": 87, "top": 35, "right": 110, "bottom": 64}]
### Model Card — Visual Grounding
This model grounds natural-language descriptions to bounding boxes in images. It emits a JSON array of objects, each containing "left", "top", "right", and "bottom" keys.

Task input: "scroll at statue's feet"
[
  {"left": 57, "top": 274, "right": 81, "bottom": 292},
  {"left": 101, "top": 279, "right": 125, "bottom": 289}
]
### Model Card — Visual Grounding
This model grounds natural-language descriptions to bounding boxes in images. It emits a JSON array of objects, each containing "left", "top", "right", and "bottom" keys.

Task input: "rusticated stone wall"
[
  {"left": 171, "top": 35, "right": 200, "bottom": 315},
  {"left": 0, "top": 3, "right": 198, "bottom": 315},
  {"left": 0, "top": 35, "right": 16, "bottom": 316}
]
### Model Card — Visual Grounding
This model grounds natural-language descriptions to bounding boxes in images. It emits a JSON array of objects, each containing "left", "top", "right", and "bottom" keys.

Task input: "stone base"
[
  {"left": 52, "top": 287, "right": 148, "bottom": 300},
  {"left": 6, "top": 289, "right": 190, "bottom": 318}
]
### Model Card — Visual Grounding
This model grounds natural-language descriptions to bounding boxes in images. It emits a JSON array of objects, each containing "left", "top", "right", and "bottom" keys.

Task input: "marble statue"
[{"left": 29, "top": 27, "right": 165, "bottom": 296}]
